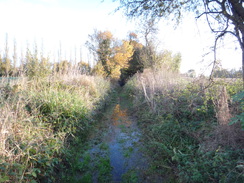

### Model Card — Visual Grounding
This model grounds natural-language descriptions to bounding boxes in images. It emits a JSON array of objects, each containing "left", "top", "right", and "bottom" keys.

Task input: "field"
[{"left": 0, "top": 69, "right": 243, "bottom": 182}]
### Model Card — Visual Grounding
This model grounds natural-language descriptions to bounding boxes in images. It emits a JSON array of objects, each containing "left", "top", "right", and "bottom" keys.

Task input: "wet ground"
[
  {"left": 78, "top": 95, "right": 151, "bottom": 182},
  {"left": 104, "top": 104, "right": 148, "bottom": 182}
]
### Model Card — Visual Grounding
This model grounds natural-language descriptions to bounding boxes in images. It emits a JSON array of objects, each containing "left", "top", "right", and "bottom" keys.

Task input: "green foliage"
[
  {"left": 117, "top": 0, "right": 244, "bottom": 85},
  {"left": 86, "top": 30, "right": 114, "bottom": 77},
  {"left": 142, "top": 118, "right": 244, "bottom": 182},
  {"left": 97, "top": 157, "right": 112, "bottom": 182},
  {"left": 87, "top": 30, "right": 135, "bottom": 79},
  {"left": 230, "top": 90, "right": 244, "bottom": 129},
  {"left": 156, "top": 50, "right": 181, "bottom": 72},
  {"left": 119, "top": 46, "right": 144, "bottom": 85},
  {"left": 24, "top": 48, "right": 51, "bottom": 78},
  {"left": 122, "top": 169, "right": 138, "bottom": 183},
  {"left": 176, "top": 149, "right": 244, "bottom": 183},
  {"left": 78, "top": 61, "right": 91, "bottom": 74},
  {"left": 120, "top": 46, "right": 181, "bottom": 86},
  {"left": 55, "top": 60, "right": 71, "bottom": 75},
  {"left": 123, "top": 72, "right": 243, "bottom": 182},
  {"left": 187, "top": 69, "right": 196, "bottom": 78},
  {"left": 213, "top": 68, "right": 243, "bottom": 78},
  {"left": 33, "top": 89, "right": 89, "bottom": 134},
  {"left": 0, "top": 75, "right": 111, "bottom": 182},
  {"left": 1, "top": 57, "right": 12, "bottom": 77}
]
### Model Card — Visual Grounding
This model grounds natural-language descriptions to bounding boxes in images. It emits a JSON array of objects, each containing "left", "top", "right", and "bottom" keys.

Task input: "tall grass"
[
  {"left": 0, "top": 74, "right": 111, "bottom": 182},
  {"left": 124, "top": 68, "right": 244, "bottom": 182}
]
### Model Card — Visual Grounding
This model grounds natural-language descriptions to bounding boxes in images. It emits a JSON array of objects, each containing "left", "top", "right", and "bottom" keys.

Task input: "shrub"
[{"left": 123, "top": 69, "right": 243, "bottom": 182}]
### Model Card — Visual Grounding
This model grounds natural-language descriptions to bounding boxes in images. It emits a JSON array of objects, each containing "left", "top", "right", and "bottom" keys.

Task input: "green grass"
[
  {"left": 123, "top": 70, "right": 244, "bottom": 182},
  {"left": 0, "top": 75, "right": 111, "bottom": 182},
  {"left": 122, "top": 169, "right": 138, "bottom": 183}
]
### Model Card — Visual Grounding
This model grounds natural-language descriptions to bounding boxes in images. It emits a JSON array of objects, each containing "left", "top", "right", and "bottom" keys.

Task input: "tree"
[
  {"left": 56, "top": 60, "right": 70, "bottom": 75},
  {"left": 116, "top": 0, "right": 244, "bottom": 86},
  {"left": 77, "top": 61, "right": 91, "bottom": 74},
  {"left": 119, "top": 43, "right": 144, "bottom": 85},
  {"left": 109, "top": 40, "right": 134, "bottom": 79},
  {"left": 138, "top": 19, "right": 159, "bottom": 69},
  {"left": 19, "top": 48, "right": 24, "bottom": 76},
  {"left": 12, "top": 39, "right": 17, "bottom": 76},
  {"left": 86, "top": 30, "right": 114, "bottom": 77},
  {"left": 3, "top": 34, "right": 12, "bottom": 77},
  {"left": 86, "top": 30, "right": 134, "bottom": 79},
  {"left": 25, "top": 44, "right": 39, "bottom": 78},
  {"left": 0, "top": 54, "right": 3, "bottom": 77},
  {"left": 158, "top": 50, "right": 181, "bottom": 72},
  {"left": 24, "top": 43, "right": 51, "bottom": 78},
  {"left": 213, "top": 67, "right": 243, "bottom": 78},
  {"left": 187, "top": 69, "right": 196, "bottom": 78}
]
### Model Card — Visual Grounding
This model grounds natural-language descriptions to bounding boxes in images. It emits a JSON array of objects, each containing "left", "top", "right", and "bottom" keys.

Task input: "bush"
[{"left": 123, "top": 69, "right": 243, "bottom": 182}]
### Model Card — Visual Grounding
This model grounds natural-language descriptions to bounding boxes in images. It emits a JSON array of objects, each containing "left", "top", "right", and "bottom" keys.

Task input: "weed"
[
  {"left": 0, "top": 75, "right": 111, "bottom": 182},
  {"left": 97, "top": 157, "right": 112, "bottom": 182},
  {"left": 100, "top": 143, "right": 109, "bottom": 150},
  {"left": 123, "top": 147, "right": 134, "bottom": 158},
  {"left": 122, "top": 169, "right": 138, "bottom": 183},
  {"left": 123, "top": 69, "right": 243, "bottom": 182}
]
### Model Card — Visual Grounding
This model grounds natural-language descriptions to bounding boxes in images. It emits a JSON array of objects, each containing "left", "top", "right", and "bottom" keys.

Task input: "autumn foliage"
[{"left": 87, "top": 30, "right": 134, "bottom": 79}]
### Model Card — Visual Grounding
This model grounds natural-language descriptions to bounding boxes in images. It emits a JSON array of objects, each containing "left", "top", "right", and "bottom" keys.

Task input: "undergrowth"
[
  {"left": 0, "top": 75, "right": 111, "bottom": 182},
  {"left": 123, "top": 69, "right": 244, "bottom": 182},
  {"left": 59, "top": 86, "right": 121, "bottom": 183}
]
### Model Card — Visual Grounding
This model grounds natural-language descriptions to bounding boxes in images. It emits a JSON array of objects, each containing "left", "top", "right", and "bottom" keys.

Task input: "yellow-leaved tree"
[
  {"left": 86, "top": 30, "right": 134, "bottom": 79},
  {"left": 109, "top": 40, "right": 134, "bottom": 79}
]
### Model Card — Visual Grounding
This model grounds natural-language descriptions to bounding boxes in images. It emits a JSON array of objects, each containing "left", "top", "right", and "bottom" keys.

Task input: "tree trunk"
[
  {"left": 241, "top": 32, "right": 244, "bottom": 88},
  {"left": 242, "top": 42, "right": 244, "bottom": 88},
  {"left": 228, "top": 0, "right": 244, "bottom": 87}
]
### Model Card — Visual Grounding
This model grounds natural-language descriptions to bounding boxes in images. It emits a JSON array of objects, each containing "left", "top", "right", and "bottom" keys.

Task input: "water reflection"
[
  {"left": 111, "top": 104, "right": 132, "bottom": 127},
  {"left": 85, "top": 103, "right": 148, "bottom": 182},
  {"left": 108, "top": 104, "right": 147, "bottom": 182}
]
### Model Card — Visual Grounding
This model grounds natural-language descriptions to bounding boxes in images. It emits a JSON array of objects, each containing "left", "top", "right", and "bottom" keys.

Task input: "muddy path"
[{"left": 76, "top": 88, "right": 164, "bottom": 183}]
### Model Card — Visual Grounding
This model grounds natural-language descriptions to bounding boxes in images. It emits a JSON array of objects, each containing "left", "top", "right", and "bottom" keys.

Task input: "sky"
[{"left": 0, "top": 0, "right": 242, "bottom": 75}]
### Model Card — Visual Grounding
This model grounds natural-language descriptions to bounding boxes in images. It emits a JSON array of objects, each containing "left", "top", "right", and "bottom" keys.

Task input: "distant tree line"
[
  {"left": 185, "top": 67, "right": 242, "bottom": 78},
  {"left": 86, "top": 21, "right": 181, "bottom": 85},
  {"left": 213, "top": 68, "right": 242, "bottom": 78},
  {"left": 0, "top": 35, "right": 91, "bottom": 78},
  {"left": 1, "top": 28, "right": 182, "bottom": 82}
]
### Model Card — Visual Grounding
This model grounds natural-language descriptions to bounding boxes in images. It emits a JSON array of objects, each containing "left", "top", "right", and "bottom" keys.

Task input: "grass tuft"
[{"left": 0, "top": 74, "right": 111, "bottom": 182}]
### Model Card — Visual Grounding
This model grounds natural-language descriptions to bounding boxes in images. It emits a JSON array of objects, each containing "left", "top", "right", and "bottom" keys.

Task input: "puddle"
[
  {"left": 106, "top": 104, "right": 148, "bottom": 182},
  {"left": 80, "top": 103, "right": 148, "bottom": 182}
]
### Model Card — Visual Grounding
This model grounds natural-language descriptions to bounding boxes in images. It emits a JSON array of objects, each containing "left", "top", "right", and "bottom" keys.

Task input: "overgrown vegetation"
[
  {"left": 123, "top": 68, "right": 244, "bottom": 182},
  {"left": 0, "top": 75, "right": 111, "bottom": 182},
  {"left": 0, "top": 9, "right": 243, "bottom": 181}
]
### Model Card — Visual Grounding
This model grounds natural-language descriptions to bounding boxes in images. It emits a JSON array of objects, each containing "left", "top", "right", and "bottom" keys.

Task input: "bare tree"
[
  {"left": 4, "top": 34, "right": 11, "bottom": 77},
  {"left": 116, "top": 0, "right": 244, "bottom": 86},
  {"left": 13, "top": 38, "right": 17, "bottom": 76}
]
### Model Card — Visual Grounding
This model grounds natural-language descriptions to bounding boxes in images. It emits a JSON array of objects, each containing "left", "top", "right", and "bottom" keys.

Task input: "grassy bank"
[
  {"left": 123, "top": 69, "right": 244, "bottom": 182},
  {"left": 0, "top": 75, "right": 111, "bottom": 182},
  {"left": 58, "top": 84, "right": 120, "bottom": 183}
]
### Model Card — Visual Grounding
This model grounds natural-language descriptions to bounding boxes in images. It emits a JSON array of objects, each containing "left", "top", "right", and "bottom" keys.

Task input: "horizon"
[{"left": 0, "top": 0, "right": 242, "bottom": 76}]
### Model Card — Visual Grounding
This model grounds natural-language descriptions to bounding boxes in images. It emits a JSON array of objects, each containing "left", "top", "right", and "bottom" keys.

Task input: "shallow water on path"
[
  {"left": 84, "top": 102, "right": 149, "bottom": 182},
  {"left": 106, "top": 104, "right": 148, "bottom": 182}
]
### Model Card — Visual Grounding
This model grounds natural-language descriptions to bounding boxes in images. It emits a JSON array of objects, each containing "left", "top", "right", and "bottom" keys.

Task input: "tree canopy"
[
  {"left": 116, "top": 0, "right": 244, "bottom": 85},
  {"left": 86, "top": 30, "right": 134, "bottom": 79}
]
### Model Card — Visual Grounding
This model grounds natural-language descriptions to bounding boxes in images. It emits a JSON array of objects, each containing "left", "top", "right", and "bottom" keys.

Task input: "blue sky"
[{"left": 0, "top": 0, "right": 241, "bottom": 74}]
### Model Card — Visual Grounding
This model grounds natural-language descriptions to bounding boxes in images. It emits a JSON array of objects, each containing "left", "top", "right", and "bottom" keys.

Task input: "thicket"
[
  {"left": 123, "top": 69, "right": 244, "bottom": 182},
  {"left": 0, "top": 75, "right": 111, "bottom": 182}
]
